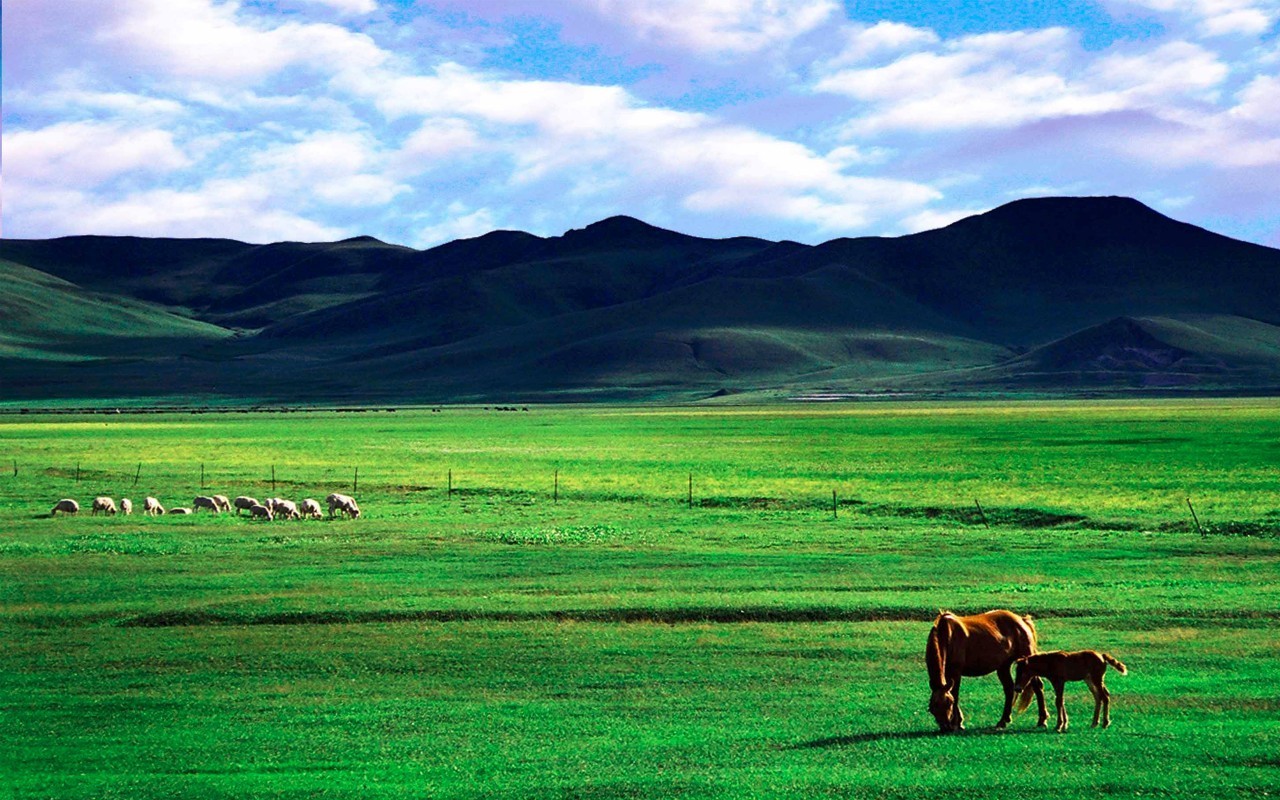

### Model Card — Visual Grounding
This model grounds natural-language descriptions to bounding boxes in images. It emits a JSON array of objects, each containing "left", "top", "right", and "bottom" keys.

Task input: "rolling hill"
[{"left": 2, "top": 196, "right": 1278, "bottom": 403}]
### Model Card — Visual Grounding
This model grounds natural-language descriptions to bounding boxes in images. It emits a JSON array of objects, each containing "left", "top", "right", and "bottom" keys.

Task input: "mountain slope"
[
  {"left": 258, "top": 217, "right": 778, "bottom": 348},
  {"left": 0, "top": 258, "right": 233, "bottom": 361},
  {"left": 726, "top": 196, "right": 1280, "bottom": 344},
  {"left": 892, "top": 315, "right": 1280, "bottom": 392},
  {"left": 0, "top": 234, "right": 419, "bottom": 330},
  {"left": 2, "top": 196, "right": 1279, "bottom": 402}
]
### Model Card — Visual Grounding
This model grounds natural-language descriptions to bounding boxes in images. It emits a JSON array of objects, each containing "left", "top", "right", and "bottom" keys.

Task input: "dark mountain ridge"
[{"left": 3, "top": 196, "right": 1279, "bottom": 402}]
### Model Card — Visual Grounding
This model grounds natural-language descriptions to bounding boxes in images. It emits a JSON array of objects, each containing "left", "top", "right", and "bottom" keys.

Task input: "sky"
[{"left": 4, "top": 0, "right": 1280, "bottom": 248}]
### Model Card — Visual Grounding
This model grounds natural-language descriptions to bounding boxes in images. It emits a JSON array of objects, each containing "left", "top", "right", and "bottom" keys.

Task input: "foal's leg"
[
  {"left": 1051, "top": 678, "right": 1068, "bottom": 732},
  {"left": 995, "top": 665, "right": 1015, "bottom": 729},
  {"left": 1032, "top": 676, "right": 1049, "bottom": 727},
  {"left": 1098, "top": 677, "right": 1112, "bottom": 728},
  {"left": 1088, "top": 679, "right": 1103, "bottom": 728}
]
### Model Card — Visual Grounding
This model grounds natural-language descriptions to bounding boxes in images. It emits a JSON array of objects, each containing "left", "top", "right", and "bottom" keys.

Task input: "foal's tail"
[
  {"left": 1102, "top": 653, "right": 1129, "bottom": 675},
  {"left": 1014, "top": 681, "right": 1037, "bottom": 713}
]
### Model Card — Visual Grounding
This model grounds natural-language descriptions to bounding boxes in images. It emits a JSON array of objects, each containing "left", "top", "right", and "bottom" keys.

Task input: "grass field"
[{"left": 2, "top": 400, "right": 1278, "bottom": 798}]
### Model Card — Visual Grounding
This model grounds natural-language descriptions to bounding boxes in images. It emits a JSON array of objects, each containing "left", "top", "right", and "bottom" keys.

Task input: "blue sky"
[{"left": 5, "top": 0, "right": 1280, "bottom": 247}]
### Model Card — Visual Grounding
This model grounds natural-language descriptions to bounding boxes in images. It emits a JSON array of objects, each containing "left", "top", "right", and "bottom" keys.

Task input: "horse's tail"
[
  {"left": 1102, "top": 653, "right": 1128, "bottom": 675},
  {"left": 1021, "top": 614, "right": 1039, "bottom": 650},
  {"left": 1012, "top": 614, "right": 1040, "bottom": 714}
]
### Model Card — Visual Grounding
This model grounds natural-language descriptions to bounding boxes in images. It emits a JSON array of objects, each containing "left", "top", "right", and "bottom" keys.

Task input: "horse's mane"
[
  {"left": 1021, "top": 614, "right": 1039, "bottom": 649},
  {"left": 929, "top": 611, "right": 957, "bottom": 691}
]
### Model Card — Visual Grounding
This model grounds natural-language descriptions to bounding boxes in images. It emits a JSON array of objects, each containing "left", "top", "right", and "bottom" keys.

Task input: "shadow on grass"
[
  {"left": 789, "top": 730, "right": 938, "bottom": 749},
  {"left": 117, "top": 605, "right": 940, "bottom": 627},
  {"left": 789, "top": 727, "right": 1050, "bottom": 749}
]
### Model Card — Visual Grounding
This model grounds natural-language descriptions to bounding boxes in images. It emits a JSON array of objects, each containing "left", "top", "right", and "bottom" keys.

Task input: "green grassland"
[
  {"left": 0, "top": 259, "right": 232, "bottom": 362},
  {"left": 2, "top": 400, "right": 1278, "bottom": 798}
]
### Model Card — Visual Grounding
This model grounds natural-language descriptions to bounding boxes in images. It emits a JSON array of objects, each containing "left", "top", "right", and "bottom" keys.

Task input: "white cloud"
[
  {"left": 817, "top": 29, "right": 1229, "bottom": 134},
  {"left": 825, "top": 144, "right": 891, "bottom": 167},
  {"left": 900, "top": 207, "right": 988, "bottom": 234},
  {"left": 251, "top": 130, "right": 409, "bottom": 207},
  {"left": 1105, "top": 0, "right": 1278, "bottom": 36},
  {"left": 8, "top": 84, "right": 188, "bottom": 120},
  {"left": 829, "top": 21, "right": 940, "bottom": 65},
  {"left": 288, "top": 0, "right": 378, "bottom": 15},
  {"left": 582, "top": 0, "right": 839, "bottom": 56},
  {"left": 1230, "top": 75, "right": 1280, "bottom": 124},
  {"left": 1109, "top": 115, "right": 1280, "bottom": 167},
  {"left": 414, "top": 205, "right": 498, "bottom": 247},
  {"left": 8, "top": 0, "right": 1280, "bottom": 247},
  {"left": 1090, "top": 41, "right": 1228, "bottom": 103},
  {"left": 348, "top": 62, "right": 939, "bottom": 233},
  {"left": 91, "top": 0, "right": 386, "bottom": 86},
  {"left": 818, "top": 29, "right": 1115, "bottom": 132},
  {"left": 12, "top": 179, "right": 347, "bottom": 243},
  {"left": 396, "top": 119, "right": 485, "bottom": 172},
  {"left": 6, "top": 121, "right": 191, "bottom": 188}
]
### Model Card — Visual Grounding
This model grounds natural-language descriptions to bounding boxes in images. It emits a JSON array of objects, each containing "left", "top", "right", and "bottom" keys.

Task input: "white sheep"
[
  {"left": 212, "top": 494, "right": 232, "bottom": 512},
  {"left": 91, "top": 496, "right": 118, "bottom": 516},
  {"left": 272, "top": 499, "right": 301, "bottom": 520},
  {"left": 326, "top": 493, "right": 361, "bottom": 519},
  {"left": 120, "top": 498, "right": 133, "bottom": 516},
  {"left": 249, "top": 503, "right": 273, "bottom": 521},
  {"left": 143, "top": 497, "right": 165, "bottom": 516},
  {"left": 233, "top": 496, "right": 259, "bottom": 515},
  {"left": 168, "top": 507, "right": 193, "bottom": 515},
  {"left": 51, "top": 498, "right": 80, "bottom": 516},
  {"left": 299, "top": 498, "right": 323, "bottom": 519},
  {"left": 193, "top": 496, "right": 221, "bottom": 513}
]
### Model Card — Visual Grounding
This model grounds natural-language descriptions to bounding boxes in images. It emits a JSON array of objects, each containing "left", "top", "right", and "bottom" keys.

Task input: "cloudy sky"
[{"left": 5, "top": 0, "right": 1280, "bottom": 248}]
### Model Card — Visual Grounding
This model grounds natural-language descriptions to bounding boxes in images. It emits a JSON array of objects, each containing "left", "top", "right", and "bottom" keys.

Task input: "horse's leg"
[
  {"left": 1099, "top": 677, "right": 1112, "bottom": 728},
  {"left": 1052, "top": 679, "right": 1068, "bottom": 732},
  {"left": 1033, "top": 676, "right": 1049, "bottom": 727},
  {"left": 952, "top": 678, "right": 965, "bottom": 731},
  {"left": 995, "top": 665, "right": 1015, "bottom": 729},
  {"left": 1088, "top": 679, "right": 1103, "bottom": 728}
]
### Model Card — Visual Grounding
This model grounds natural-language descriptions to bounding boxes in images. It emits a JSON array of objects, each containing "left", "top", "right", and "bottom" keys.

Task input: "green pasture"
[{"left": 2, "top": 400, "right": 1278, "bottom": 798}]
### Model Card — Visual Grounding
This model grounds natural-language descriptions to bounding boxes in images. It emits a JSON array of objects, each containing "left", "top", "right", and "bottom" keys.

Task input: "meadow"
[{"left": 2, "top": 400, "right": 1278, "bottom": 798}]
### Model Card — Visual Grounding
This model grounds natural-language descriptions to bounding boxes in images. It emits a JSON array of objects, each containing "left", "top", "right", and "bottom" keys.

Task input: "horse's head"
[
  {"left": 1011, "top": 656, "right": 1034, "bottom": 694},
  {"left": 929, "top": 686, "right": 960, "bottom": 732}
]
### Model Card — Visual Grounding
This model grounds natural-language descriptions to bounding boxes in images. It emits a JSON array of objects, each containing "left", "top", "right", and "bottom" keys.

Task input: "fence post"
[
  {"left": 554, "top": 469, "right": 559, "bottom": 504},
  {"left": 974, "top": 499, "right": 990, "bottom": 529},
  {"left": 448, "top": 469, "right": 453, "bottom": 498},
  {"left": 1187, "top": 497, "right": 1205, "bottom": 537},
  {"left": 354, "top": 467, "right": 359, "bottom": 494},
  {"left": 271, "top": 465, "right": 276, "bottom": 493},
  {"left": 688, "top": 473, "right": 693, "bottom": 509},
  {"left": 833, "top": 488, "right": 838, "bottom": 520},
  {"left": 133, "top": 463, "right": 141, "bottom": 487}
]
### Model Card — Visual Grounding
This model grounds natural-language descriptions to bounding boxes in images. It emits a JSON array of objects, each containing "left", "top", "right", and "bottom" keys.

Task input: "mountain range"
[{"left": 3, "top": 195, "right": 1279, "bottom": 403}]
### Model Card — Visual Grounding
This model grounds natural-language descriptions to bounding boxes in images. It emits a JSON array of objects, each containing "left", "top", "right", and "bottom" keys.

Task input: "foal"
[{"left": 1012, "top": 650, "right": 1128, "bottom": 732}]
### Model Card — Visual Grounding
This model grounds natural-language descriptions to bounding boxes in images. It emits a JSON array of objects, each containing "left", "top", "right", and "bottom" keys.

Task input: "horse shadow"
[
  {"left": 789, "top": 727, "right": 1038, "bottom": 749},
  {"left": 788, "top": 731, "right": 936, "bottom": 749}
]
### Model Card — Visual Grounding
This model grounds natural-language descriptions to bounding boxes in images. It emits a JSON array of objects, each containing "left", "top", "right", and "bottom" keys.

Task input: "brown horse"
[
  {"left": 1012, "top": 650, "right": 1128, "bottom": 732},
  {"left": 926, "top": 609, "right": 1049, "bottom": 732}
]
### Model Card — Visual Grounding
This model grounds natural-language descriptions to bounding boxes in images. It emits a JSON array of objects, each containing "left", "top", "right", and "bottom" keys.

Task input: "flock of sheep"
[{"left": 49, "top": 492, "right": 361, "bottom": 521}]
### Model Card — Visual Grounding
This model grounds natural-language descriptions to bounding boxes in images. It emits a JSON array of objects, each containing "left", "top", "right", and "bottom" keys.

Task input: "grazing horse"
[
  {"left": 1012, "top": 650, "right": 1128, "bottom": 732},
  {"left": 926, "top": 609, "right": 1049, "bottom": 732}
]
